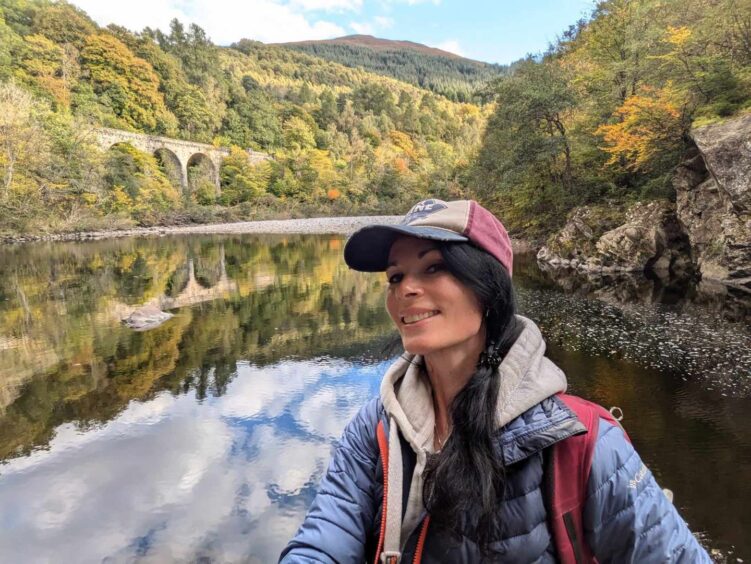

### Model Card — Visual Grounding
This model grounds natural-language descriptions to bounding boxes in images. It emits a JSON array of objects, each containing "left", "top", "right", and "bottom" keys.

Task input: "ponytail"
[{"left": 422, "top": 242, "right": 520, "bottom": 552}]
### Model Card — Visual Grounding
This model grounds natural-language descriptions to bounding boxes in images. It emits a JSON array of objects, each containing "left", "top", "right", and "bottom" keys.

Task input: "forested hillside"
[
  {"left": 2, "top": 0, "right": 749, "bottom": 240},
  {"left": 472, "top": 0, "right": 751, "bottom": 238},
  {"left": 278, "top": 35, "right": 506, "bottom": 102},
  {"left": 0, "top": 0, "right": 485, "bottom": 234}
]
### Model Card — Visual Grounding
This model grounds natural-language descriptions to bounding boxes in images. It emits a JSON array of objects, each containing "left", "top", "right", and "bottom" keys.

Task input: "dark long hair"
[{"left": 421, "top": 242, "right": 520, "bottom": 553}]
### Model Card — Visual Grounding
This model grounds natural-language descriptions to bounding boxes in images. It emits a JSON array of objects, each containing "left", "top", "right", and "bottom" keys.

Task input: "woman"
[{"left": 280, "top": 199, "right": 710, "bottom": 562}]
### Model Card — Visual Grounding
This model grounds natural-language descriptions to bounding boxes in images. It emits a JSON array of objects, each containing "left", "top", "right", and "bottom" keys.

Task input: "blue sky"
[{"left": 71, "top": 0, "right": 595, "bottom": 64}]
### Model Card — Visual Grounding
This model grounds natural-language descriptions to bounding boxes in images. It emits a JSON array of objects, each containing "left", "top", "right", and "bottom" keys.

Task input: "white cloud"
[
  {"left": 70, "top": 0, "right": 346, "bottom": 44},
  {"left": 380, "top": 0, "right": 441, "bottom": 4},
  {"left": 71, "top": 0, "right": 184, "bottom": 36},
  {"left": 350, "top": 21, "right": 375, "bottom": 34},
  {"left": 216, "top": 359, "right": 345, "bottom": 419},
  {"left": 0, "top": 401, "right": 234, "bottom": 563},
  {"left": 290, "top": 0, "right": 363, "bottom": 11},
  {"left": 374, "top": 15, "right": 394, "bottom": 28},
  {"left": 294, "top": 386, "right": 365, "bottom": 438},
  {"left": 433, "top": 39, "right": 464, "bottom": 56},
  {"left": 349, "top": 13, "right": 395, "bottom": 36},
  {"left": 0, "top": 358, "right": 382, "bottom": 562}
]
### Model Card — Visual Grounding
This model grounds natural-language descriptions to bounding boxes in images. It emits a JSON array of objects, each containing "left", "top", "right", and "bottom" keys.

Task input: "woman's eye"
[
  {"left": 426, "top": 263, "right": 445, "bottom": 274},
  {"left": 387, "top": 272, "right": 402, "bottom": 284}
]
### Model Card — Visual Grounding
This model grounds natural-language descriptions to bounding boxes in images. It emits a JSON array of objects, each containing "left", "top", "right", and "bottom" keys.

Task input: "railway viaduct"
[{"left": 94, "top": 127, "right": 270, "bottom": 193}]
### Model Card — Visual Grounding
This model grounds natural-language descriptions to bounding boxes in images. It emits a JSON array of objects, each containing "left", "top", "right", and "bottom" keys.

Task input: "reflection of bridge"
[
  {"left": 95, "top": 127, "right": 271, "bottom": 193},
  {"left": 161, "top": 256, "right": 237, "bottom": 310},
  {"left": 117, "top": 247, "right": 239, "bottom": 330}
]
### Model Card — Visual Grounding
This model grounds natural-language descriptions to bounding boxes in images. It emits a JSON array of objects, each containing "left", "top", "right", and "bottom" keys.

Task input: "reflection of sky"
[{"left": 0, "top": 358, "right": 388, "bottom": 563}]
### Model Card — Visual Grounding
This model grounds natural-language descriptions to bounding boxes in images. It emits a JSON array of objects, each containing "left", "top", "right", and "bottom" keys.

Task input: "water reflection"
[
  {"left": 515, "top": 254, "right": 751, "bottom": 394},
  {"left": 0, "top": 237, "right": 749, "bottom": 561},
  {"left": 525, "top": 254, "right": 751, "bottom": 324},
  {"left": 0, "top": 359, "right": 385, "bottom": 563},
  {"left": 0, "top": 235, "right": 393, "bottom": 461}
]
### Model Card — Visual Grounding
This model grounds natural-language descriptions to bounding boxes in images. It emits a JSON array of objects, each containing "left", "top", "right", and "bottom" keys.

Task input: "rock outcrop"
[
  {"left": 535, "top": 205, "right": 625, "bottom": 269},
  {"left": 538, "top": 112, "right": 751, "bottom": 286},
  {"left": 537, "top": 201, "right": 691, "bottom": 274},
  {"left": 674, "top": 114, "right": 751, "bottom": 287},
  {"left": 593, "top": 200, "right": 692, "bottom": 273}
]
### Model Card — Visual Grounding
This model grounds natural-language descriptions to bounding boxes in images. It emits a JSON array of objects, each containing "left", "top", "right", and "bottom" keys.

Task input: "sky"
[{"left": 70, "top": 0, "right": 595, "bottom": 65}]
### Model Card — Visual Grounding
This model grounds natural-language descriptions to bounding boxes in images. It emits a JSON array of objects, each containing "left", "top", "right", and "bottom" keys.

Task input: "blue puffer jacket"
[{"left": 280, "top": 318, "right": 710, "bottom": 563}]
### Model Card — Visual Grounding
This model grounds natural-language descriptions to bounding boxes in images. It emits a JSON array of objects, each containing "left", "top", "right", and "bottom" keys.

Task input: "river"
[{"left": 0, "top": 234, "right": 748, "bottom": 562}]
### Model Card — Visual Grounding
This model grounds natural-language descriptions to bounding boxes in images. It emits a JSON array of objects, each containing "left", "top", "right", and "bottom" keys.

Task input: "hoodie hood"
[
  {"left": 378, "top": 315, "right": 568, "bottom": 552},
  {"left": 380, "top": 315, "right": 567, "bottom": 447}
]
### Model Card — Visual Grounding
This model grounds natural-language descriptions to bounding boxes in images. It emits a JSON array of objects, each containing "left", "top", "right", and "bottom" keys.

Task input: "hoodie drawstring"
[{"left": 383, "top": 416, "right": 403, "bottom": 562}]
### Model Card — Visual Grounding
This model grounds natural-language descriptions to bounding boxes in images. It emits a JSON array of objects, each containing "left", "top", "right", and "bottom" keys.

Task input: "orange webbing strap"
[
  {"left": 412, "top": 515, "right": 431, "bottom": 564},
  {"left": 375, "top": 420, "right": 389, "bottom": 564}
]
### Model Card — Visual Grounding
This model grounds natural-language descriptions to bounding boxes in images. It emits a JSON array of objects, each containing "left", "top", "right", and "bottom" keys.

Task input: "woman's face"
[{"left": 385, "top": 236, "right": 485, "bottom": 358}]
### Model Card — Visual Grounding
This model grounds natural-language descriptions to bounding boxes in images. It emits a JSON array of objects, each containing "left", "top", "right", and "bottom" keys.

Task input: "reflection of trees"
[
  {"left": 520, "top": 253, "right": 750, "bottom": 323},
  {"left": 0, "top": 235, "right": 394, "bottom": 461},
  {"left": 549, "top": 347, "right": 751, "bottom": 555},
  {"left": 165, "top": 261, "right": 190, "bottom": 297},
  {"left": 192, "top": 239, "right": 225, "bottom": 288}
]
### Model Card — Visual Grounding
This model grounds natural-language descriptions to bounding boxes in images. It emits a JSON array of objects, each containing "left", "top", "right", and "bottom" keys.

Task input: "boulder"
[
  {"left": 536, "top": 205, "right": 625, "bottom": 265},
  {"left": 123, "top": 304, "right": 173, "bottom": 331},
  {"left": 537, "top": 201, "right": 691, "bottom": 274},
  {"left": 674, "top": 114, "right": 751, "bottom": 287},
  {"left": 594, "top": 200, "right": 692, "bottom": 273}
]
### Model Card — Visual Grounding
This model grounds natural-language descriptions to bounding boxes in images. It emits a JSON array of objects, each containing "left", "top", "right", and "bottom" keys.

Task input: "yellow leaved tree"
[{"left": 596, "top": 85, "right": 685, "bottom": 172}]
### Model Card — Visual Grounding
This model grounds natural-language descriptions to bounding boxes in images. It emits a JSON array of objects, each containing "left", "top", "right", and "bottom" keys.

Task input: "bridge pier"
[{"left": 180, "top": 162, "right": 190, "bottom": 194}]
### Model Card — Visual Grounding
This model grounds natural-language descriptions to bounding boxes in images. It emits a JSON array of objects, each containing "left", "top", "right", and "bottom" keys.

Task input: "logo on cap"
[{"left": 402, "top": 199, "right": 448, "bottom": 224}]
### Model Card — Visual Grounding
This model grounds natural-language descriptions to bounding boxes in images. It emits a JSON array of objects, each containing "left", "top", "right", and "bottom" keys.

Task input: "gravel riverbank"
[
  {"left": 0, "top": 216, "right": 402, "bottom": 244},
  {"left": 1, "top": 215, "right": 535, "bottom": 252}
]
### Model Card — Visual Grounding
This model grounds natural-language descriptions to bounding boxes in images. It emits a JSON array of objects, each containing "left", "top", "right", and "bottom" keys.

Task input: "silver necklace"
[{"left": 434, "top": 423, "right": 446, "bottom": 450}]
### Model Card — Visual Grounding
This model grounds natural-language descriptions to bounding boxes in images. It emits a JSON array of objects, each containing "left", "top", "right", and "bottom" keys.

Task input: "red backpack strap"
[
  {"left": 375, "top": 420, "right": 431, "bottom": 564},
  {"left": 548, "top": 394, "right": 630, "bottom": 564},
  {"left": 374, "top": 420, "right": 389, "bottom": 564}
]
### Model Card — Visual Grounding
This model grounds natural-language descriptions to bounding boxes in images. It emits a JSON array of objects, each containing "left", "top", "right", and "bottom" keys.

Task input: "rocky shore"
[{"left": 537, "top": 112, "right": 751, "bottom": 289}]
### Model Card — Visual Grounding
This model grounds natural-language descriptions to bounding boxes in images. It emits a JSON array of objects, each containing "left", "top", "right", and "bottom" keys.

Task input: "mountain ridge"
[
  {"left": 276, "top": 34, "right": 482, "bottom": 63},
  {"left": 274, "top": 34, "right": 506, "bottom": 102}
]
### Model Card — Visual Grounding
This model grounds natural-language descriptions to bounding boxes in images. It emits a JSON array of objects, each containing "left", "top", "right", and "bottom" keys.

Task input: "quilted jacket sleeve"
[
  {"left": 279, "top": 397, "right": 382, "bottom": 563},
  {"left": 583, "top": 419, "right": 711, "bottom": 563}
]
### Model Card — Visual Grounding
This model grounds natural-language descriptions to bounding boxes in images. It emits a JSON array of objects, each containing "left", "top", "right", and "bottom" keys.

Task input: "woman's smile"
[
  {"left": 385, "top": 236, "right": 484, "bottom": 357},
  {"left": 401, "top": 309, "right": 440, "bottom": 325}
]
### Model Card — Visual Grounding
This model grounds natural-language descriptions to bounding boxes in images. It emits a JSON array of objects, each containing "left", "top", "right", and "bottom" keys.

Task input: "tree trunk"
[
  {"left": 552, "top": 117, "right": 573, "bottom": 189},
  {"left": 2, "top": 143, "right": 14, "bottom": 203}
]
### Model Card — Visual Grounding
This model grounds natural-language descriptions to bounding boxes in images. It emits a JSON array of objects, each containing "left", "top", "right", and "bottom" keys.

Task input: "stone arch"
[
  {"left": 105, "top": 142, "right": 143, "bottom": 199},
  {"left": 165, "top": 261, "right": 191, "bottom": 297},
  {"left": 153, "top": 148, "right": 186, "bottom": 193},
  {"left": 107, "top": 140, "right": 140, "bottom": 155},
  {"left": 193, "top": 244, "right": 226, "bottom": 288},
  {"left": 187, "top": 153, "right": 219, "bottom": 203}
]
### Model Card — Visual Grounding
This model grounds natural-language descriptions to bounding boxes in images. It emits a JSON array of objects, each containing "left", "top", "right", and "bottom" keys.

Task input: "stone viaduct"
[{"left": 94, "top": 127, "right": 271, "bottom": 193}]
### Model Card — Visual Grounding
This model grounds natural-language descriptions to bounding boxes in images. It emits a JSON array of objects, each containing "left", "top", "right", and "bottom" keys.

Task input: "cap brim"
[{"left": 344, "top": 225, "right": 468, "bottom": 272}]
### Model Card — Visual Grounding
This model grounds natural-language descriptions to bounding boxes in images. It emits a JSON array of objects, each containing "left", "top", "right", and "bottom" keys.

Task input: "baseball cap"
[{"left": 344, "top": 198, "right": 513, "bottom": 275}]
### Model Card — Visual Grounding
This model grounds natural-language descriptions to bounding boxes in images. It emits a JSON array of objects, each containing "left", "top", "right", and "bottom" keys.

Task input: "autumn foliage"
[
  {"left": 473, "top": 0, "right": 751, "bottom": 238},
  {"left": 0, "top": 0, "right": 484, "bottom": 233},
  {"left": 596, "top": 87, "right": 685, "bottom": 171}
]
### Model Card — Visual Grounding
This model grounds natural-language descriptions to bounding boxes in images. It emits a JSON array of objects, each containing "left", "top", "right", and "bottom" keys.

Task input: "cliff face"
[
  {"left": 675, "top": 114, "right": 751, "bottom": 286},
  {"left": 536, "top": 200, "right": 692, "bottom": 274},
  {"left": 537, "top": 113, "right": 751, "bottom": 289}
]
